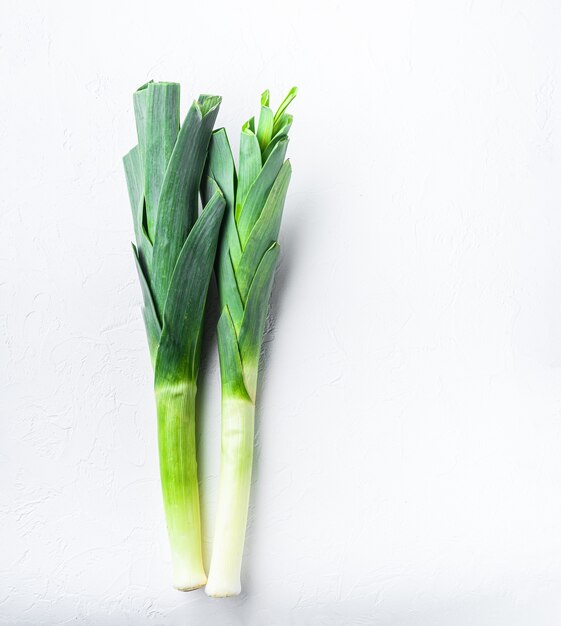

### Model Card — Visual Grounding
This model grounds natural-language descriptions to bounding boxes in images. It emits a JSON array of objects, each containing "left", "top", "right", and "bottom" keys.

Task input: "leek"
[
  {"left": 123, "top": 81, "right": 225, "bottom": 591},
  {"left": 202, "top": 87, "right": 297, "bottom": 597}
]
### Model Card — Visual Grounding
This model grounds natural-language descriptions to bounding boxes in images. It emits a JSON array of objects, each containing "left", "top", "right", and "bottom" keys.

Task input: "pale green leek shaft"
[{"left": 156, "top": 384, "right": 206, "bottom": 590}]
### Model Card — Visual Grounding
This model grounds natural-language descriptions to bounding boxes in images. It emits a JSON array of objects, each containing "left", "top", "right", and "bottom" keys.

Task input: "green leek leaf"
[
  {"left": 256, "top": 91, "right": 274, "bottom": 153},
  {"left": 237, "top": 137, "right": 288, "bottom": 246},
  {"left": 238, "top": 242, "right": 280, "bottom": 375},
  {"left": 236, "top": 160, "right": 291, "bottom": 300},
  {"left": 217, "top": 307, "right": 250, "bottom": 400},
  {"left": 152, "top": 96, "right": 221, "bottom": 315},
  {"left": 143, "top": 82, "right": 180, "bottom": 241},
  {"left": 123, "top": 145, "right": 143, "bottom": 246},
  {"left": 237, "top": 122, "right": 261, "bottom": 215},
  {"left": 154, "top": 190, "right": 225, "bottom": 387},
  {"left": 132, "top": 243, "right": 161, "bottom": 364},
  {"left": 273, "top": 86, "right": 298, "bottom": 132}
]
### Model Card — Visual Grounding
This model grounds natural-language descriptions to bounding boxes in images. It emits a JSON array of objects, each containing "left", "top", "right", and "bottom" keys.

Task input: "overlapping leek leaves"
[
  {"left": 202, "top": 87, "right": 297, "bottom": 596},
  {"left": 123, "top": 81, "right": 225, "bottom": 591}
]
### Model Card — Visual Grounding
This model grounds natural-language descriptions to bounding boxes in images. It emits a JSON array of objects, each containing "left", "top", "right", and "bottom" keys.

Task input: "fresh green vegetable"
[
  {"left": 202, "top": 87, "right": 297, "bottom": 597},
  {"left": 123, "top": 81, "right": 225, "bottom": 591}
]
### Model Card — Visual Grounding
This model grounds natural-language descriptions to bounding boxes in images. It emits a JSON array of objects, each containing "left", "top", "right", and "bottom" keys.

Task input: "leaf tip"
[{"left": 198, "top": 94, "right": 222, "bottom": 116}]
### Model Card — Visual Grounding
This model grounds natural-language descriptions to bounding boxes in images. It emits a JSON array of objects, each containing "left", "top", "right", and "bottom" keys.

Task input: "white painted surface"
[{"left": 2, "top": 0, "right": 561, "bottom": 623}]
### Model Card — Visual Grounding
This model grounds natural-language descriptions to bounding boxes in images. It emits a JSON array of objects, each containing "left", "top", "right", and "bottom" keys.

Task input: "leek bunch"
[
  {"left": 202, "top": 87, "right": 297, "bottom": 596},
  {"left": 123, "top": 81, "right": 225, "bottom": 591},
  {"left": 124, "top": 82, "right": 296, "bottom": 595}
]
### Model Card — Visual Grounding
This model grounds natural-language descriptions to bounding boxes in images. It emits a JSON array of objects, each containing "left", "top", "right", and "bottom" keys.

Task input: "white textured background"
[{"left": 2, "top": 0, "right": 561, "bottom": 624}]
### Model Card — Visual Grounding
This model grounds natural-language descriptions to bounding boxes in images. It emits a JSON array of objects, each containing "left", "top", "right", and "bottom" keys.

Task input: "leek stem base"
[{"left": 206, "top": 394, "right": 255, "bottom": 597}]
